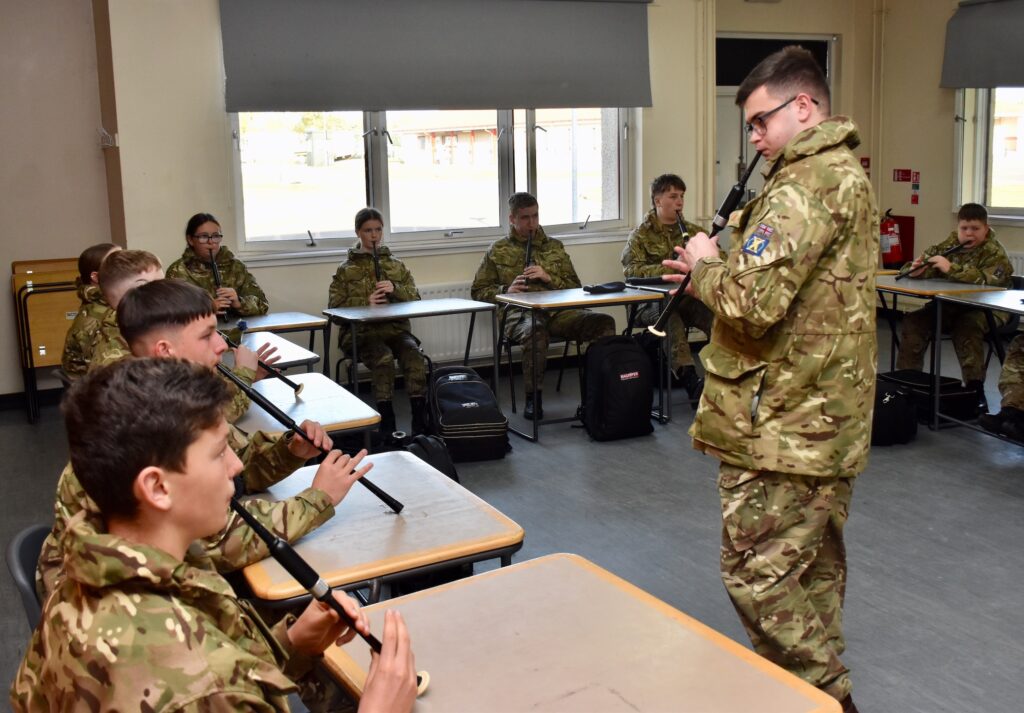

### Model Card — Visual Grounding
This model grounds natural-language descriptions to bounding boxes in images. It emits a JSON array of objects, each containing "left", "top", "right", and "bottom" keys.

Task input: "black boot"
[
  {"left": 965, "top": 379, "right": 988, "bottom": 416},
  {"left": 839, "top": 694, "right": 860, "bottom": 713},
  {"left": 677, "top": 366, "right": 705, "bottom": 408},
  {"left": 523, "top": 392, "right": 544, "bottom": 420},
  {"left": 376, "top": 400, "right": 397, "bottom": 438},
  {"left": 410, "top": 396, "right": 429, "bottom": 435}
]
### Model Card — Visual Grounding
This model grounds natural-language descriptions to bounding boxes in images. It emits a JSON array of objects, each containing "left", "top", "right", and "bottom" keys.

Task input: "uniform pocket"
[
  {"left": 693, "top": 342, "right": 768, "bottom": 455},
  {"left": 721, "top": 474, "right": 809, "bottom": 552}
]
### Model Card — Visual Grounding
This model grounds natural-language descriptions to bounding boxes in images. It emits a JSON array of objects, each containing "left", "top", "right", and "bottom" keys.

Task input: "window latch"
[
  {"left": 444, "top": 229, "right": 464, "bottom": 237},
  {"left": 578, "top": 215, "right": 591, "bottom": 231}
]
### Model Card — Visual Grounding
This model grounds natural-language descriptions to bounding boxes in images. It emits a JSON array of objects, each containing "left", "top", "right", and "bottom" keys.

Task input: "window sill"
[
  {"left": 988, "top": 212, "right": 1024, "bottom": 228},
  {"left": 239, "top": 226, "right": 631, "bottom": 268}
]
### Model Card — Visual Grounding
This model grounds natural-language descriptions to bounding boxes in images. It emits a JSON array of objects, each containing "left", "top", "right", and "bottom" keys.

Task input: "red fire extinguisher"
[{"left": 880, "top": 209, "right": 903, "bottom": 268}]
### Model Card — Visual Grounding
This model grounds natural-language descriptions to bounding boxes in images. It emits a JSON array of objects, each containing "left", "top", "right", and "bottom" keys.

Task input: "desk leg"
[
  {"left": 465, "top": 313, "right": 476, "bottom": 366},
  {"left": 322, "top": 321, "right": 331, "bottom": 377},
  {"left": 491, "top": 309, "right": 499, "bottom": 394},
  {"left": 932, "top": 298, "right": 942, "bottom": 431},
  {"left": 532, "top": 309, "right": 539, "bottom": 442},
  {"left": 350, "top": 324, "right": 361, "bottom": 400},
  {"left": 877, "top": 291, "right": 901, "bottom": 371},
  {"left": 982, "top": 308, "right": 1006, "bottom": 363},
  {"left": 501, "top": 553, "right": 512, "bottom": 567}
]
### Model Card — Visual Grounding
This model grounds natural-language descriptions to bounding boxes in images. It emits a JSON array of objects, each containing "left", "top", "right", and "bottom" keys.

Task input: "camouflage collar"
[
  {"left": 63, "top": 516, "right": 233, "bottom": 599},
  {"left": 182, "top": 244, "right": 237, "bottom": 268},
  {"left": 77, "top": 282, "right": 107, "bottom": 306},
  {"left": 641, "top": 208, "right": 686, "bottom": 236},
  {"left": 769, "top": 116, "right": 861, "bottom": 173},
  {"left": 347, "top": 243, "right": 393, "bottom": 260},
  {"left": 509, "top": 226, "right": 548, "bottom": 245}
]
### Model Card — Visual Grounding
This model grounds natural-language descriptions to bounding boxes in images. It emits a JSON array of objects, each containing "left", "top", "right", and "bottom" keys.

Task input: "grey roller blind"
[
  {"left": 941, "top": 0, "right": 1024, "bottom": 87},
  {"left": 220, "top": 0, "right": 653, "bottom": 111}
]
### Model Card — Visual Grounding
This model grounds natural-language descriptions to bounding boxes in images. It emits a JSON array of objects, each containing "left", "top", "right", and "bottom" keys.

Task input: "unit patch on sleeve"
[{"left": 742, "top": 223, "right": 775, "bottom": 257}]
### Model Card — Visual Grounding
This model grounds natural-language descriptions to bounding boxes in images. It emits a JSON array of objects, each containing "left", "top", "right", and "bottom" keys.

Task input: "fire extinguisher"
[{"left": 880, "top": 209, "right": 903, "bottom": 268}]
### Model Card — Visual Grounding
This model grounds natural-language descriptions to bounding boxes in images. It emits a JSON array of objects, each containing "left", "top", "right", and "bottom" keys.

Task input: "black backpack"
[
  {"left": 404, "top": 433, "right": 460, "bottom": 482},
  {"left": 428, "top": 366, "right": 509, "bottom": 462},
  {"left": 871, "top": 383, "right": 918, "bottom": 446},
  {"left": 579, "top": 335, "right": 654, "bottom": 441}
]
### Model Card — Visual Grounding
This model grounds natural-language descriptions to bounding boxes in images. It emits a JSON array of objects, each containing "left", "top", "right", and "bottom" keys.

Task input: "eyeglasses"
[
  {"left": 192, "top": 233, "right": 224, "bottom": 243},
  {"left": 745, "top": 96, "right": 819, "bottom": 136}
]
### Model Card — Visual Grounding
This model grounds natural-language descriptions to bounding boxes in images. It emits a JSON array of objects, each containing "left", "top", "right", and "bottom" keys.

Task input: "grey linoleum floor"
[{"left": 3, "top": 326, "right": 1023, "bottom": 712}]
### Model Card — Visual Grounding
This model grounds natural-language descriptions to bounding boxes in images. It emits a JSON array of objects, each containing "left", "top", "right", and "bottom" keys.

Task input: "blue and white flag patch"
[{"left": 742, "top": 224, "right": 774, "bottom": 256}]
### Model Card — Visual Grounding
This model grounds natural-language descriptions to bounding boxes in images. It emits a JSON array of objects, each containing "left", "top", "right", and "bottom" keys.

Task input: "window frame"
[
  {"left": 231, "top": 108, "right": 634, "bottom": 263},
  {"left": 955, "top": 87, "right": 1024, "bottom": 223}
]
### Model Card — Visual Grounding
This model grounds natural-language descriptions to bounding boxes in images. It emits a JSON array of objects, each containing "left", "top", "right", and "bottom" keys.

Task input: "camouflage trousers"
[
  {"left": 718, "top": 464, "right": 854, "bottom": 702},
  {"left": 999, "top": 334, "right": 1024, "bottom": 410},
  {"left": 343, "top": 321, "right": 427, "bottom": 402},
  {"left": 632, "top": 296, "right": 713, "bottom": 370},
  {"left": 896, "top": 303, "right": 1008, "bottom": 383},
  {"left": 505, "top": 308, "right": 615, "bottom": 391}
]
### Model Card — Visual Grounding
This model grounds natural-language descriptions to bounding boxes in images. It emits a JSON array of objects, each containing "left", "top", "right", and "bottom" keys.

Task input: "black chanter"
[
  {"left": 218, "top": 330, "right": 304, "bottom": 395},
  {"left": 371, "top": 241, "right": 383, "bottom": 283},
  {"left": 216, "top": 364, "right": 405, "bottom": 514},
  {"left": 894, "top": 242, "right": 965, "bottom": 281},
  {"left": 228, "top": 497, "right": 428, "bottom": 693},
  {"left": 648, "top": 152, "right": 763, "bottom": 337}
]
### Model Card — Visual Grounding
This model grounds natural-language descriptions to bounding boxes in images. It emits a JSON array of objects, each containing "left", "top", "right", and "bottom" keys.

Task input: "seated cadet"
[
  {"left": 472, "top": 192, "right": 615, "bottom": 420},
  {"left": 84, "top": 248, "right": 164, "bottom": 370},
  {"left": 329, "top": 208, "right": 428, "bottom": 436},
  {"left": 35, "top": 278, "right": 370, "bottom": 599},
  {"left": 621, "top": 173, "right": 714, "bottom": 404},
  {"left": 61, "top": 242, "right": 120, "bottom": 379},
  {"left": 979, "top": 334, "right": 1024, "bottom": 441},
  {"left": 12, "top": 358, "right": 417, "bottom": 712},
  {"left": 896, "top": 203, "right": 1013, "bottom": 410},
  {"left": 166, "top": 211, "right": 269, "bottom": 317}
]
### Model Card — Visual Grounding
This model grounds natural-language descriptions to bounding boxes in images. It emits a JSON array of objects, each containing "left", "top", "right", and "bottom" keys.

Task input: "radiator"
[
  {"left": 414, "top": 282, "right": 495, "bottom": 363},
  {"left": 1010, "top": 252, "right": 1024, "bottom": 276}
]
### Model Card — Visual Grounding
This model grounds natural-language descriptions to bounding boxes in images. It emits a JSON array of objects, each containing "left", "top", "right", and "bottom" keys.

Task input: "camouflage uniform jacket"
[
  {"left": 471, "top": 227, "right": 581, "bottom": 303},
  {"left": 689, "top": 116, "right": 879, "bottom": 479},
  {"left": 61, "top": 281, "right": 110, "bottom": 378},
  {"left": 13, "top": 518, "right": 311, "bottom": 711},
  {"left": 622, "top": 209, "right": 706, "bottom": 278},
  {"left": 902, "top": 229, "right": 1012, "bottom": 286},
  {"left": 166, "top": 245, "right": 269, "bottom": 316},
  {"left": 36, "top": 426, "right": 322, "bottom": 599},
  {"left": 328, "top": 244, "right": 420, "bottom": 344}
]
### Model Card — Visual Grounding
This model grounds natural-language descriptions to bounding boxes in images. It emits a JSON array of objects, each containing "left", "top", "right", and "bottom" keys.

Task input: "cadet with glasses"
[{"left": 167, "top": 212, "right": 270, "bottom": 317}]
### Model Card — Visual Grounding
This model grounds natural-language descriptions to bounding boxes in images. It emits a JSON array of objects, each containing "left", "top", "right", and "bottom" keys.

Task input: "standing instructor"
[{"left": 663, "top": 46, "right": 877, "bottom": 713}]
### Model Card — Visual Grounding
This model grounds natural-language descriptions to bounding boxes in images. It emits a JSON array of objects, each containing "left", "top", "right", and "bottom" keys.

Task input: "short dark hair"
[
  {"left": 98, "top": 250, "right": 162, "bottom": 303},
  {"left": 957, "top": 203, "right": 988, "bottom": 223},
  {"left": 736, "top": 45, "right": 831, "bottom": 114},
  {"left": 78, "top": 243, "right": 119, "bottom": 284},
  {"left": 355, "top": 207, "right": 384, "bottom": 231},
  {"left": 63, "top": 357, "right": 231, "bottom": 519},
  {"left": 118, "top": 279, "right": 217, "bottom": 348},
  {"left": 185, "top": 212, "right": 220, "bottom": 238},
  {"left": 508, "top": 192, "right": 538, "bottom": 217},
  {"left": 650, "top": 174, "right": 686, "bottom": 208}
]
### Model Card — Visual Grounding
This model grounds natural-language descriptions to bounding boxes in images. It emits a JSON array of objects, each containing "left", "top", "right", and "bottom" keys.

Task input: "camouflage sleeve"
[
  {"left": 197, "top": 487, "right": 334, "bottom": 572},
  {"left": 223, "top": 365, "right": 256, "bottom": 424},
  {"left": 232, "top": 263, "right": 270, "bottom": 316},
  {"left": 471, "top": 251, "right": 503, "bottom": 303},
  {"left": 87, "top": 322, "right": 132, "bottom": 371},
  {"left": 163, "top": 258, "right": 189, "bottom": 281},
  {"left": 621, "top": 228, "right": 669, "bottom": 278},
  {"left": 690, "top": 182, "right": 835, "bottom": 339},
  {"left": 238, "top": 430, "right": 308, "bottom": 492},
  {"left": 947, "top": 244, "right": 1014, "bottom": 287},
  {"left": 546, "top": 242, "right": 582, "bottom": 289},
  {"left": 391, "top": 261, "right": 420, "bottom": 302},
  {"left": 328, "top": 264, "right": 370, "bottom": 308}
]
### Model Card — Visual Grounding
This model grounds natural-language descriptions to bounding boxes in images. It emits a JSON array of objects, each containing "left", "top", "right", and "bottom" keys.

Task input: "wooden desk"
[
  {"left": 323, "top": 553, "right": 840, "bottom": 712},
  {"left": 933, "top": 289, "right": 1024, "bottom": 435},
  {"left": 228, "top": 312, "right": 329, "bottom": 375},
  {"left": 233, "top": 372, "right": 379, "bottom": 439},
  {"left": 323, "top": 298, "right": 498, "bottom": 396},
  {"left": 237, "top": 331, "right": 320, "bottom": 372},
  {"left": 495, "top": 288, "right": 663, "bottom": 441},
  {"left": 243, "top": 451, "right": 524, "bottom": 603}
]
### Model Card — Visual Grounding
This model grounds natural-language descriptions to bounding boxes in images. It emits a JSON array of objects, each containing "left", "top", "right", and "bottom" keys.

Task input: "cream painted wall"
[
  {"left": 1, "top": 0, "right": 111, "bottom": 396},
  {"left": 876, "top": 0, "right": 1024, "bottom": 254}
]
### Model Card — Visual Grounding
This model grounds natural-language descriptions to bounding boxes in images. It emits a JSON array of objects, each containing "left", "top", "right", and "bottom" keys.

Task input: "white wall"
[{"left": 1, "top": 1, "right": 112, "bottom": 396}]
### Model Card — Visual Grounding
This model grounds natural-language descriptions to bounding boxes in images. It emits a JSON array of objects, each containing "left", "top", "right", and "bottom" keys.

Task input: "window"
[
  {"left": 957, "top": 88, "right": 1024, "bottom": 217},
  {"left": 233, "top": 108, "right": 629, "bottom": 252}
]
